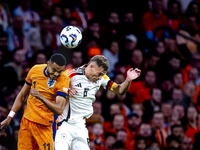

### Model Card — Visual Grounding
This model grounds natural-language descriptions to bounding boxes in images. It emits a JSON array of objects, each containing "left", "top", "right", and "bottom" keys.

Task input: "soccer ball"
[{"left": 60, "top": 26, "right": 82, "bottom": 49}]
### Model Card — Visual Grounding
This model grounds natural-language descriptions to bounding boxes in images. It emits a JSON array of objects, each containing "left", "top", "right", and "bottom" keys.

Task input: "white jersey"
[{"left": 57, "top": 65, "right": 116, "bottom": 124}]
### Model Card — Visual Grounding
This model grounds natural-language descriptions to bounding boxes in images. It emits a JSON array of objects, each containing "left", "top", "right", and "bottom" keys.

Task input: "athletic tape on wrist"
[{"left": 8, "top": 110, "right": 15, "bottom": 118}]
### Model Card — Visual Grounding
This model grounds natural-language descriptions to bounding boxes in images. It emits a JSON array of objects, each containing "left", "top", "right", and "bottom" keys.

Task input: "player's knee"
[{"left": 55, "top": 142, "right": 69, "bottom": 150}]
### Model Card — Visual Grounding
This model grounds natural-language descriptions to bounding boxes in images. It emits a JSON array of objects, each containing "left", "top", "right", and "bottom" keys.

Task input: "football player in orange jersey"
[{"left": 0, "top": 53, "right": 70, "bottom": 150}]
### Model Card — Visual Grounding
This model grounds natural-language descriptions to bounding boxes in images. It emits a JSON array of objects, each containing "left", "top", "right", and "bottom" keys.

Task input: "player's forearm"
[
  {"left": 115, "top": 79, "right": 131, "bottom": 95},
  {"left": 38, "top": 96, "right": 64, "bottom": 116},
  {"left": 11, "top": 92, "right": 27, "bottom": 113}
]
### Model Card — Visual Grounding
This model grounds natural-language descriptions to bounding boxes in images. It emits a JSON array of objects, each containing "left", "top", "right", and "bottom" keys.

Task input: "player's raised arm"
[
  {"left": 0, "top": 83, "right": 31, "bottom": 129},
  {"left": 112, "top": 68, "right": 141, "bottom": 95}
]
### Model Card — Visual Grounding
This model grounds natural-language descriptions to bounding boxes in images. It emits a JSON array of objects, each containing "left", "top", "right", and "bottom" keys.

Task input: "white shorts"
[{"left": 55, "top": 120, "right": 90, "bottom": 150}]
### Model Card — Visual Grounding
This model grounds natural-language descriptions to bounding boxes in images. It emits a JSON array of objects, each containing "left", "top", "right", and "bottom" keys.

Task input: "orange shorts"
[{"left": 18, "top": 117, "right": 53, "bottom": 150}]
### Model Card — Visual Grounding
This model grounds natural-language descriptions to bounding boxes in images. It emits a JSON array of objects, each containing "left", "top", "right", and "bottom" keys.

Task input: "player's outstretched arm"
[
  {"left": 112, "top": 68, "right": 141, "bottom": 95},
  {"left": 0, "top": 83, "right": 30, "bottom": 129},
  {"left": 30, "top": 88, "right": 68, "bottom": 115}
]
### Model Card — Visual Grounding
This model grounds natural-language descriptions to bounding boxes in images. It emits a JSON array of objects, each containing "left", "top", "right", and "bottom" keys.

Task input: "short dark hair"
[
  {"left": 49, "top": 53, "right": 66, "bottom": 66},
  {"left": 104, "top": 132, "right": 116, "bottom": 139},
  {"left": 171, "top": 124, "right": 184, "bottom": 133},
  {"left": 166, "top": 134, "right": 180, "bottom": 145},
  {"left": 112, "top": 140, "right": 125, "bottom": 149}
]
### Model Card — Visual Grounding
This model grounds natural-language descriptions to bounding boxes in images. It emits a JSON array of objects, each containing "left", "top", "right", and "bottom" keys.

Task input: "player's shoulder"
[{"left": 64, "top": 66, "right": 85, "bottom": 78}]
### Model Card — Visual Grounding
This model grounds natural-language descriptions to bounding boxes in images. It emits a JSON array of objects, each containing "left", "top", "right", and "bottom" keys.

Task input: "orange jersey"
[{"left": 24, "top": 64, "right": 70, "bottom": 126}]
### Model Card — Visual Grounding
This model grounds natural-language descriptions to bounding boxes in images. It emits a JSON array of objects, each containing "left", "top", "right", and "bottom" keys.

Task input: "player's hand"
[
  {"left": 126, "top": 68, "right": 141, "bottom": 81},
  {"left": 0, "top": 117, "right": 12, "bottom": 130},
  {"left": 68, "top": 88, "right": 77, "bottom": 97},
  {"left": 30, "top": 88, "right": 42, "bottom": 100}
]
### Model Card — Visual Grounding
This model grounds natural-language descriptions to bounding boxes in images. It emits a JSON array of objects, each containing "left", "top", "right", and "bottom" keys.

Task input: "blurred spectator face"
[
  {"left": 152, "top": 0, "right": 163, "bottom": 14},
  {"left": 172, "top": 126, "right": 185, "bottom": 142},
  {"left": 21, "top": 0, "right": 31, "bottom": 10},
  {"left": 170, "top": 3, "right": 179, "bottom": 15},
  {"left": 35, "top": 53, "right": 47, "bottom": 64},
  {"left": 181, "top": 136, "right": 193, "bottom": 150},
  {"left": 183, "top": 81, "right": 195, "bottom": 98},
  {"left": 124, "top": 40, "right": 137, "bottom": 50},
  {"left": 151, "top": 88, "right": 162, "bottom": 104},
  {"left": 171, "top": 88, "right": 183, "bottom": 104},
  {"left": 173, "top": 105, "right": 185, "bottom": 119},
  {"left": 173, "top": 73, "right": 183, "bottom": 88},
  {"left": 187, "top": 106, "right": 197, "bottom": 121},
  {"left": 169, "top": 57, "right": 180, "bottom": 70},
  {"left": 136, "top": 139, "right": 146, "bottom": 150},
  {"left": 114, "top": 73, "right": 125, "bottom": 84},
  {"left": 79, "top": 0, "right": 89, "bottom": 12},
  {"left": 162, "top": 103, "right": 172, "bottom": 118},
  {"left": 112, "top": 114, "right": 124, "bottom": 130},
  {"left": 110, "top": 104, "right": 121, "bottom": 117},
  {"left": 41, "top": 19, "right": 51, "bottom": 31},
  {"left": 127, "top": 115, "right": 140, "bottom": 129},
  {"left": 71, "top": 51, "right": 83, "bottom": 68},
  {"left": 139, "top": 123, "right": 152, "bottom": 138},
  {"left": 53, "top": 6, "right": 62, "bottom": 17},
  {"left": 14, "top": 84, "right": 23, "bottom": 95},
  {"left": 187, "top": 16, "right": 196, "bottom": 29},
  {"left": 107, "top": 90, "right": 116, "bottom": 100},
  {"left": 161, "top": 79, "right": 174, "bottom": 92},
  {"left": 63, "top": 8, "right": 71, "bottom": 19},
  {"left": 93, "top": 101, "right": 102, "bottom": 115},
  {"left": 13, "top": 49, "right": 25, "bottom": 65},
  {"left": 188, "top": 67, "right": 198, "bottom": 82},
  {"left": 109, "top": 41, "right": 119, "bottom": 55},
  {"left": 124, "top": 12, "right": 134, "bottom": 23},
  {"left": 152, "top": 112, "right": 164, "bottom": 129},
  {"left": 132, "top": 104, "right": 144, "bottom": 118},
  {"left": 89, "top": 140, "right": 95, "bottom": 150},
  {"left": 92, "top": 123, "right": 103, "bottom": 137},
  {"left": 148, "top": 55, "right": 160, "bottom": 68},
  {"left": 131, "top": 49, "right": 143, "bottom": 67},
  {"left": 108, "top": 12, "right": 119, "bottom": 24},
  {"left": 105, "top": 135, "right": 116, "bottom": 149},
  {"left": 51, "top": 16, "right": 63, "bottom": 33},
  {"left": 13, "top": 16, "right": 24, "bottom": 30},
  {"left": 168, "top": 139, "right": 179, "bottom": 149},
  {"left": 0, "top": 36, "right": 8, "bottom": 47},
  {"left": 0, "top": 106, "right": 8, "bottom": 120},
  {"left": 191, "top": 4, "right": 198, "bottom": 15},
  {"left": 156, "top": 41, "right": 165, "bottom": 55},
  {"left": 117, "top": 130, "right": 127, "bottom": 143},
  {"left": 191, "top": 53, "right": 200, "bottom": 70},
  {"left": 89, "top": 22, "right": 100, "bottom": 33},
  {"left": 145, "top": 70, "right": 156, "bottom": 85}
]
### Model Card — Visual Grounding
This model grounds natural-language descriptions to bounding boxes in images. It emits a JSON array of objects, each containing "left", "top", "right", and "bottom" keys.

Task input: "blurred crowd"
[{"left": 1, "top": 0, "right": 200, "bottom": 150}]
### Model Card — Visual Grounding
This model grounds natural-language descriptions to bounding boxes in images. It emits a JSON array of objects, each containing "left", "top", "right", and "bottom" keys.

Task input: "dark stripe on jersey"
[
  {"left": 43, "top": 66, "right": 48, "bottom": 77},
  {"left": 66, "top": 102, "right": 71, "bottom": 121},
  {"left": 25, "top": 81, "right": 32, "bottom": 86}
]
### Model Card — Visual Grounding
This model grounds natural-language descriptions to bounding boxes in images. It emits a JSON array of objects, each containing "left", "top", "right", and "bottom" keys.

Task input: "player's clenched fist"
[
  {"left": 0, "top": 117, "right": 12, "bottom": 130},
  {"left": 30, "top": 88, "right": 42, "bottom": 100}
]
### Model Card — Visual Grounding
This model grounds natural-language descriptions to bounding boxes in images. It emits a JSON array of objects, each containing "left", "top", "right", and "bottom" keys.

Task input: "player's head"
[
  {"left": 47, "top": 53, "right": 66, "bottom": 80},
  {"left": 85, "top": 55, "right": 109, "bottom": 82}
]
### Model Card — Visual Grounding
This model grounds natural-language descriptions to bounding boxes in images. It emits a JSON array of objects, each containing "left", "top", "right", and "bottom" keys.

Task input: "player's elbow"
[{"left": 57, "top": 106, "right": 65, "bottom": 115}]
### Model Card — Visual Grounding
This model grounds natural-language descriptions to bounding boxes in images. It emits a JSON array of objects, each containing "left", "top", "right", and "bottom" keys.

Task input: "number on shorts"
[{"left": 43, "top": 143, "right": 50, "bottom": 150}]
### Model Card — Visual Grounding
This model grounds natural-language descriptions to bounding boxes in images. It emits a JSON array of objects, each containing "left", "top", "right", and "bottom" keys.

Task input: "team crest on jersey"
[
  {"left": 61, "top": 133, "right": 67, "bottom": 139},
  {"left": 47, "top": 78, "right": 56, "bottom": 87}
]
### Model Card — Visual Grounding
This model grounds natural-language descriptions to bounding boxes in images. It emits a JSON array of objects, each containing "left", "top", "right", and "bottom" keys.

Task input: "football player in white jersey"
[{"left": 55, "top": 55, "right": 141, "bottom": 150}]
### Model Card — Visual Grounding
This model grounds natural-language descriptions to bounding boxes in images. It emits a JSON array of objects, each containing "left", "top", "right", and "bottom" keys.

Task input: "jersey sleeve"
[
  {"left": 56, "top": 75, "right": 70, "bottom": 99},
  {"left": 101, "top": 75, "right": 117, "bottom": 92},
  {"left": 25, "top": 66, "right": 36, "bottom": 86}
]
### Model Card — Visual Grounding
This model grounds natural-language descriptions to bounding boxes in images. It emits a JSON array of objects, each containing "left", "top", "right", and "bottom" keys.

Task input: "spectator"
[
  {"left": 7, "top": 15, "right": 29, "bottom": 52},
  {"left": 134, "top": 136, "right": 147, "bottom": 150},
  {"left": 171, "top": 88, "right": 183, "bottom": 105},
  {"left": 166, "top": 134, "right": 180, "bottom": 149},
  {"left": 172, "top": 71, "right": 183, "bottom": 89},
  {"left": 171, "top": 124, "right": 185, "bottom": 143},
  {"left": 128, "top": 69, "right": 157, "bottom": 103},
  {"left": 104, "top": 132, "right": 117, "bottom": 150},
  {"left": 93, "top": 101, "right": 102, "bottom": 115},
  {"left": 70, "top": 0, "right": 94, "bottom": 31},
  {"left": 92, "top": 122, "right": 104, "bottom": 150},
  {"left": 12, "top": 0, "right": 40, "bottom": 33},
  {"left": 180, "top": 136, "right": 193, "bottom": 150},
  {"left": 102, "top": 40, "right": 120, "bottom": 79},
  {"left": 161, "top": 100, "right": 173, "bottom": 128},
  {"left": 139, "top": 0, "right": 169, "bottom": 44},
  {"left": 112, "top": 140, "right": 125, "bottom": 150}
]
